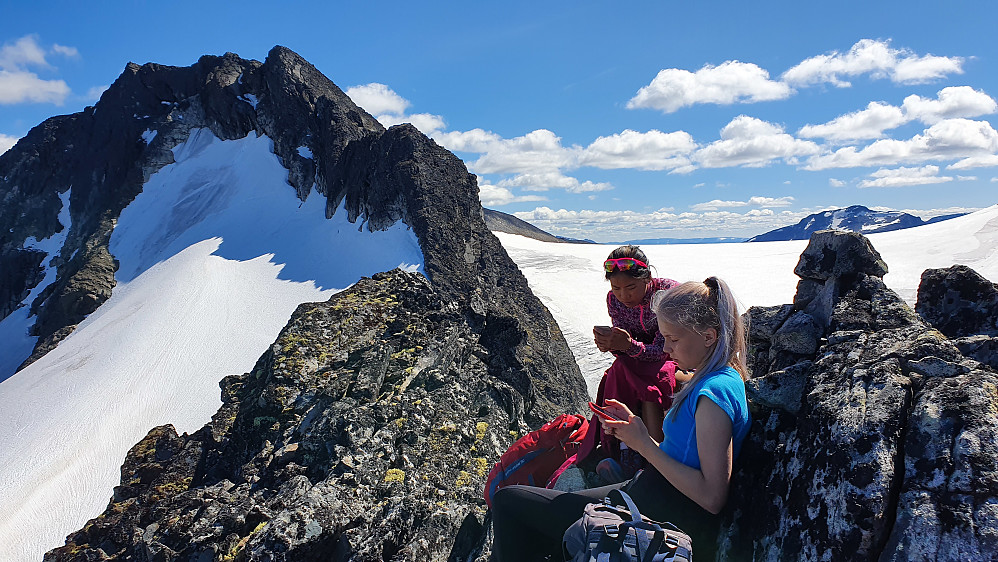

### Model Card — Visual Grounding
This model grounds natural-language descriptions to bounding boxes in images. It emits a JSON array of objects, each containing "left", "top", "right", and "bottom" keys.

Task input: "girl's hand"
[
  {"left": 594, "top": 327, "right": 632, "bottom": 353},
  {"left": 599, "top": 399, "right": 653, "bottom": 454},
  {"left": 593, "top": 326, "right": 611, "bottom": 352}
]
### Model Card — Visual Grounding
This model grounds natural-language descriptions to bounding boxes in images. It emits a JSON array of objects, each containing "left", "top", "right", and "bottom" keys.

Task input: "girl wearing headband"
[
  {"left": 576, "top": 245, "right": 687, "bottom": 483},
  {"left": 491, "top": 276, "right": 750, "bottom": 561}
]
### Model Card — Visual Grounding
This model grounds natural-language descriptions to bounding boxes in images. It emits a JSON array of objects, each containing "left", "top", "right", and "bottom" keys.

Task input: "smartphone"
[
  {"left": 593, "top": 325, "right": 613, "bottom": 335},
  {"left": 589, "top": 401, "right": 620, "bottom": 421}
]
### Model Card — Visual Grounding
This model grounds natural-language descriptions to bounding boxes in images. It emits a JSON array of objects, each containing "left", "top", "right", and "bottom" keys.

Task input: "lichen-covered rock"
[
  {"left": 793, "top": 229, "right": 888, "bottom": 282},
  {"left": 916, "top": 264, "right": 998, "bottom": 339},
  {"left": 951, "top": 335, "right": 998, "bottom": 370},
  {"left": 46, "top": 270, "right": 534, "bottom": 561},
  {"left": 723, "top": 231, "right": 998, "bottom": 560}
]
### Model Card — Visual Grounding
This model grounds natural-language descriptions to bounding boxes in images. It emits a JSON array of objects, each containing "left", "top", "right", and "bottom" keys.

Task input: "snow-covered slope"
[
  {"left": 0, "top": 130, "right": 424, "bottom": 562},
  {"left": 498, "top": 204, "right": 998, "bottom": 397}
]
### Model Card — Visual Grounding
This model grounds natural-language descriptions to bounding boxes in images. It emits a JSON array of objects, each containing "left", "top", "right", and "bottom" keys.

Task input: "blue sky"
[{"left": 2, "top": 1, "right": 997, "bottom": 240}]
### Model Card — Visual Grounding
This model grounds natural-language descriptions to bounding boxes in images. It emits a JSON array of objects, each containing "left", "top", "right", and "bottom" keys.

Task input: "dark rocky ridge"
[
  {"left": 482, "top": 208, "right": 563, "bottom": 243},
  {"left": 724, "top": 230, "right": 998, "bottom": 559},
  {"left": 0, "top": 46, "right": 587, "bottom": 422},
  {"left": 47, "top": 270, "right": 516, "bottom": 561}
]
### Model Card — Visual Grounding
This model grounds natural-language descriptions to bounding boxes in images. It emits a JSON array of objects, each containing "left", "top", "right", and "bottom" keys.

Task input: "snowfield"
[
  {"left": 0, "top": 125, "right": 994, "bottom": 560},
  {"left": 497, "top": 204, "right": 998, "bottom": 397},
  {"left": 0, "top": 130, "right": 424, "bottom": 562}
]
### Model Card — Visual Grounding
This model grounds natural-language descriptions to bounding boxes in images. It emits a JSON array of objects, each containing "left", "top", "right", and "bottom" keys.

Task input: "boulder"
[
  {"left": 916, "top": 264, "right": 998, "bottom": 338},
  {"left": 723, "top": 231, "right": 998, "bottom": 560}
]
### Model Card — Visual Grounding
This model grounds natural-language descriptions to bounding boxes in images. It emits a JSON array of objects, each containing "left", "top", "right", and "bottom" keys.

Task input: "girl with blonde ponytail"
[{"left": 491, "top": 277, "right": 750, "bottom": 561}]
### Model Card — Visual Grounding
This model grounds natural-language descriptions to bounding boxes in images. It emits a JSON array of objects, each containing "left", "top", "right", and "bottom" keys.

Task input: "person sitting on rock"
[
  {"left": 491, "top": 277, "right": 751, "bottom": 561},
  {"left": 576, "top": 245, "right": 688, "bottom": 483}
]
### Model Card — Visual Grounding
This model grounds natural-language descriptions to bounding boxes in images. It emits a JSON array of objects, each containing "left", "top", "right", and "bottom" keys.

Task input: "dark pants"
[{"left": 491, "top": 469, "right": 720, "bottom": 561}]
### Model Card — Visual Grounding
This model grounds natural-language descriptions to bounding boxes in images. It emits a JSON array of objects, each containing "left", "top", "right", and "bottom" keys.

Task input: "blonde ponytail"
[{"left": 652, "top": 277, "right": 747, "bottom": 420}]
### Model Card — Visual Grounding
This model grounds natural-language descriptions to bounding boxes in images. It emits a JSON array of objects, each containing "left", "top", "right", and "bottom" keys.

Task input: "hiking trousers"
[{"left": 490, "top": 468, "right": 719, "bottom": 561}]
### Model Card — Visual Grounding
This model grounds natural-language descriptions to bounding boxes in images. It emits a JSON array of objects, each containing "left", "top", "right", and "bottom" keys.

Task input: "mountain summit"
[
  {"left": 0, "top": 46, "right": 587, "bottom": 560},
  {"left": 747, "top": 204, "right": 964, "bottom": 242}
]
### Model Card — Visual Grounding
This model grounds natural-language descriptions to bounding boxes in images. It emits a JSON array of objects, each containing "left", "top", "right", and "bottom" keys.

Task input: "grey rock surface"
[
  {"left": 724, "top": 231, "right": 998, "bottom": 560},
  {"left": 916, "top": 264, "right": 998, "bottom": 338},
  {"left": 46, "top": 271, "right": 518, "bottom": 561}
]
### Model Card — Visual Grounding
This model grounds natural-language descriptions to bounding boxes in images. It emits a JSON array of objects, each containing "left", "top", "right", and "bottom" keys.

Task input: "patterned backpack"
[{"left": 563, "top": 489, "right": 693, "bottom": 562}]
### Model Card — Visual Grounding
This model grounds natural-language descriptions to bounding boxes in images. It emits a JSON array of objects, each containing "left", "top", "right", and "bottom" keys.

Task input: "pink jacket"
[{"left": 608, "top": 277, "right": 679, "bottom": 362}]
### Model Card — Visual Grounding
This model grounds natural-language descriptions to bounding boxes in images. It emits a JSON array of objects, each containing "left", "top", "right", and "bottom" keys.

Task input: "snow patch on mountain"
[
  {"left": 0, "top": 189, "right": 72, "bottom": 381},
  {"left": 0, "top": 130, "right": 424, "bottom": 562}
]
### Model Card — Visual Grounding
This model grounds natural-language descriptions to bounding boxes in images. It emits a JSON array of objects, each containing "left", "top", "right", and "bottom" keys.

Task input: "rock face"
[
  {"left": 2, "top": 48, "right": 585, "bottom": 419},
  {"left": 1, "top": 46, "right": 585, "bottom": 420},
  {"left": 46, "top": 270, "right": 520, "bottom": 561},
  {"left": 723, "top": 230, "right": 998, "bottom": 560},
  {"left": 916, "top": 265, "right": 998, "bottom": 370},
  {"left": 0, "top": 46, "right": 588, "bottom": 559}
]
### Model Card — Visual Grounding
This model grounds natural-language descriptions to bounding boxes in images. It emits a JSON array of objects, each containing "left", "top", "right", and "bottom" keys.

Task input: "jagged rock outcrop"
[
  {"left": 1, "top": 46, "right": 585, "bottom": 420},
  {"left": 916, "top": 265, "right": 998, "bottom": 370},
  {"left": 722, "top": 230, "right": 998, "bottom": 560},
  {"left": 0, "top": 46, "right": 589, "bottom": 559},
  {"left": 46, "top": 270, "right": 520, "bottom": 561}
]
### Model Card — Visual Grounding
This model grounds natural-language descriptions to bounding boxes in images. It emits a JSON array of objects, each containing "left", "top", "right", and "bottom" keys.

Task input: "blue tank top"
[{"left": 659, "top": 366, "right": 750, "bottom": 469}]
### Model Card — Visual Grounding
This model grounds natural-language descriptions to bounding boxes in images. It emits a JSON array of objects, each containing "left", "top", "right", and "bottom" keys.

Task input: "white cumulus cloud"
[
  {"left": 858, "top": 165, "right": 953, "bottom": 188},
  {"left": 0, "top": 35, "right": 73, "bottom": 105},
  {"left": 498, "top": 172, "right": 613, "bottom": 193},
  {"left": 799, "top": 87, "right": 998, "bottom": 143},
  {"left": 469, "top": 129, "right": 579, "bottom": 175},
  {"left": 806, "top": 118, "right": 998, "bottom": 170},
  {"left": 51, "top": 44, "right": 79, "bottom": 58},
  {"left": 578, "top": 129, "right": 696, "bottom": 171},
  {"left": 511, "top": 205, "right": 816, "bottom": 240},
  {"left": 478, "top": 183, "right": 547, "bottom": 207},
  {"left": 691, "top": 195, "right": 794, "bottom": 211},
  {"left": 0, "top": 133, "right": 19, "bottom": 154},
  {"left": 782, "top": 39, "right": 963, "bottom": 87},
  {"left": 798, "top": 101, "right": 906, "bottom": 141},
  {"left": 694, "top": 116, "right": 820, "bottom": 168},
  {"left": 948, "top": 154, "right": 998, "bottom": 170},
  {"left": 901, "top": 86, "right": 998, "bottom": 124},
  {"left": 345, "top": 83, "right": 410, "bottom": 115},
  {"left": 432, "top": 128, "right": 503, "bottom": 153},
  {"left": 85, "top": 84, "right": 109, "bottom": 102},
  {"left": 829, "top": 178, "right": 846, "bottom": 187},
  {"left": 345, "top": 83, "right": 446, "bottom": 135},
  {"left": 627, "top": 60, "right": 792, "bottom": 113},
  {"left": 374, "top": 112, "right": 446, "bottom": 134}
]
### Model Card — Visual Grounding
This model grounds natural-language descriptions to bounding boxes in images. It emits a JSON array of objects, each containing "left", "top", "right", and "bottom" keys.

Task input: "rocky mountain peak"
[{"left": 2, "top": 47, "right": 586, "bottom": 421}]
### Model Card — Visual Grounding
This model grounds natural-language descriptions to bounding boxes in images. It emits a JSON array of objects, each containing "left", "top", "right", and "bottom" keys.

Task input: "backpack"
[
  {"left": 484, "top": 413, "right": 588, "bottom": 507},
  {"left": 563, "top": 489, "right": 693, "bottom": 562}
]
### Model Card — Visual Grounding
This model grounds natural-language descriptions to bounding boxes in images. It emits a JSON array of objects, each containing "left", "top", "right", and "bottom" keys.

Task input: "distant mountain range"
[
  {"left": 617, "top": 236, "right": 748, "bottom": 245},
  {"left": 747, "top": 205, "right": 967, "bottom": 242},
  {"left": 486, "top": 205, "right": 965, "bottom": 246}
]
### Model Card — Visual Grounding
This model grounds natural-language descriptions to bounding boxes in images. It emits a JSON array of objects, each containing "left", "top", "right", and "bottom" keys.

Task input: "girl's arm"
[{"left": 602, "top": 397, "right": 734, "bottom": 514}]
